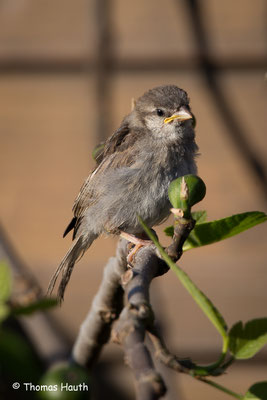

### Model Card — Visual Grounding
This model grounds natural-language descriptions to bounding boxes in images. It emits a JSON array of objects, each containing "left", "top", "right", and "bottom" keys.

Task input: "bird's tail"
[{"left": 47, "top": 234, "right": 95, "bottom": 303}]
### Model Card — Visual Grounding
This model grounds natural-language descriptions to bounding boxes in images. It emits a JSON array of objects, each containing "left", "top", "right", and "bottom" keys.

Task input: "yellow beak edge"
[{"left": 164, "top": 107, "right": 193, "bottom": 124}]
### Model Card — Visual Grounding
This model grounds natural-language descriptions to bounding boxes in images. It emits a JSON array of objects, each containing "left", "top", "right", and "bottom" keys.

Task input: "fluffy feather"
[{"left": 48, "top": 85, "right": 198, "bottom": 301}]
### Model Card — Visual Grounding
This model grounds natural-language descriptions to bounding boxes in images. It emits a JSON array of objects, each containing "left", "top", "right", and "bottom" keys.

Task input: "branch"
[
  {"left": 72, "top": 239, "right": 128, "bottom": 367},
  {"left": 72, "top": 209, "right": 197, "bottom": 399},
  {"left": 111, "top": 244, "right": 168, "bottom": 400}
]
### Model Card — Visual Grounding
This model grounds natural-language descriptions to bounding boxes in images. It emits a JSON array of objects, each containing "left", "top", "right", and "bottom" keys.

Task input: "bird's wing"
[
  {"left": 96, "top": 117, "right": 139, "bottom": 161},
  {"left": 73, "top": 120, "right": 133, "bottom": 217},
  {"left": 64, "top": 119, "right": 141, "bottom": 238}
]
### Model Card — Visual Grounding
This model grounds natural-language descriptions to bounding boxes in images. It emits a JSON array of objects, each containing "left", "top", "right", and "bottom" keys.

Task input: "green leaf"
[
  {"left": 164, "top": 210, "right": 207, "bottom": 237},
  {"left": 139, "top": 216, "right": 228, "bottom": 342},
  {"left": 244, "top": 382, "right": 267, "bottom": 400},
  {"left": 184, "top": 211, "right": 267, "bottom": 251},
  {"left": 164, "top": 225, "right": 174, "bottom": 237},
  {"left": 0, "top": 303, "right": 10, "bottom": 323},
  {"left": 229, "top": 319, "right": 267, "bottom": 359},
  {"left": 191, "top": 210, "right": 207, "bottom": 224},
  {"left": 12, "top": 298, "right": 58, "bottom": 316},
  {"left": 0, "top": 261, "right": 12, "bottom": 302}
]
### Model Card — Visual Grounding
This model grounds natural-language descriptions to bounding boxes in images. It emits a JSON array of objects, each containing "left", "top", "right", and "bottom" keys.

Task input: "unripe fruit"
[{"left": 168, "top": 175, "right": 206, "bottom": 209}]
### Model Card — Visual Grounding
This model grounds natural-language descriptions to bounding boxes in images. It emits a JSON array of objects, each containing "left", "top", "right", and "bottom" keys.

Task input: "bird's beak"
[{"left": 164, "top": 107, "right": 193, "bottom": 124}]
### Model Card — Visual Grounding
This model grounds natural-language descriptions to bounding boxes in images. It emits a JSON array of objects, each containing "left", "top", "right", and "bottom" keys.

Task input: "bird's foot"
[{"left": 120, "top": 232, "right": 152, "bottom": 265}]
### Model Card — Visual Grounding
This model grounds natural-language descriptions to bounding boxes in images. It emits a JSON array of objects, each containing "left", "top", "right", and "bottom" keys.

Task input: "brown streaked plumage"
[{"left": 47, "top": 85, "right": 199, "bottom": 301}]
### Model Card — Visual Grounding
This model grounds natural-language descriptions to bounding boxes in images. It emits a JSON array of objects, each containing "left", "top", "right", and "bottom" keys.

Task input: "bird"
[{"left": 47, "top": 85, "right": 199, "bottom": 301}]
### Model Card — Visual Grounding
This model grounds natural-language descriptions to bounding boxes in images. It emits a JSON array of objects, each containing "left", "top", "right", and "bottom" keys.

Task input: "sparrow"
[{"left": 47, "top": 85, "right": 198, "bottom": 301}]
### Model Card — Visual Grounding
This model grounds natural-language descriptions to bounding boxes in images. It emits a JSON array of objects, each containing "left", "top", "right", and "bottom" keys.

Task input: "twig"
[
  {"left": 166, "top": 214, "right": 196, "bottom": 261},
  {"left": 147, "top": 327, "right": 195, "bottom": 373},
  {"left": 198, "top": 377, "right": 243, "bottom": 399}
]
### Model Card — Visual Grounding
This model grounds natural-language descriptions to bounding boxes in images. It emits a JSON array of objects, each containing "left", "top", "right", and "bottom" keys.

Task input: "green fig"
[{"left": 168, "top": 175, "right": 206, "bottom": 210}]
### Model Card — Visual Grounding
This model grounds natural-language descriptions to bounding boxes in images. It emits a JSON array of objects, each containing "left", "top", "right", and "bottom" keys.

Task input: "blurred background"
[{"left": 0, "top": 0, "right": 266, "bottom": 399}]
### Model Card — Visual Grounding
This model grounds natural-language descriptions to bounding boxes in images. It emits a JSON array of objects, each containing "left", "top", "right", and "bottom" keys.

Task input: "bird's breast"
[{"left": 98, "top": 143, "right": 197, "bottom": 235}]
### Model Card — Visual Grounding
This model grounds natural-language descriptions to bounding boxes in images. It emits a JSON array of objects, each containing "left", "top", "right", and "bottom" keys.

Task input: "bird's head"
[{"left": 133, "top": 85, "right": 196, "bottom": 143}]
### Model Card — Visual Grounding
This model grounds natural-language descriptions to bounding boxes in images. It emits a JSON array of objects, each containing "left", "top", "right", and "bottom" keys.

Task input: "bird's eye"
[{"left": 156, "top": 109, "right": 165, "bottom": 117}]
